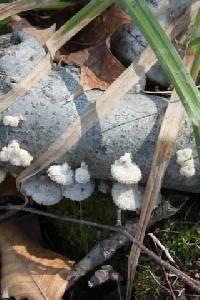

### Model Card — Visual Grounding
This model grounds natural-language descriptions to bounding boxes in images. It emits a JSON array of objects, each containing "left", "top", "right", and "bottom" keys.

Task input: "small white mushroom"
[
  {"left": 62, "top": 181, "right": 94, "bottom": 201},
  {"left": 22, "top": 175, "right": 62, "bottom": 205},
  {"left": 176, "top": 148, "right": 193, "bottom": 166},
  {"left": 47, "top": 163, "right": 74, "bottom": 186},
  {"left": 75, "top": 162, "right": 90, "bottom": 184},
  {"left": 3, "top": 115, "right": 23, "bottom": 127},
  {"left": 111, "top": 183, "right": 143, "bottom": 212},
  {"left": 180, "top": 159, "right": 195, "bottom": 177},
  {"left": 98, "top": 180, "right": 110, "bottom": 194},
  {"left": 0, "top": 170, "right": 6, "bottom": 184},
  {"left": 111, "top": 153, "right": 141, "bottom": 185},
  {"left": 0, "top": 140, "right": 33, "bottom": 167}
]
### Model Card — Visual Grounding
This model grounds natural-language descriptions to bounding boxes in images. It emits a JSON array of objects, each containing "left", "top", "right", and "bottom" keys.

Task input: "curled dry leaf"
[
  {"left": 57, "top": 4, "right": 131, "bottom": 91},
  {"left": 0, "top": 216, "right": 74, "bottom": 300},
  {"left": 10, "top": 15, "right": 56, "bottom": 46}
]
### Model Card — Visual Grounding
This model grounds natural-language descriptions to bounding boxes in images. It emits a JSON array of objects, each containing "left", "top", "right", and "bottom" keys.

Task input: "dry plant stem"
[
  {"left": 126, "top": 53, "right": 194, "bottom": 300},
  {"left": 0, "top": 204, "right": 200, "bottom": 294},
  {"left": 16, "top": 3, "right": 199, "bottom": 187},
  {"left": 0, "top": 0, "right": 56, "bottom": 20},
  {"left": 148, "top": 233, "right": 175, "bottom": 263}
]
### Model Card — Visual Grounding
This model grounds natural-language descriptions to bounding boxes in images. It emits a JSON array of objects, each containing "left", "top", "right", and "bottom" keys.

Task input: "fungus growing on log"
[
  {"left": 47, "top": 163, "right": 74, "bottom": 186},
  {"left": 0, "top": 140, "right": 33, "bottom": 167},
  {"left": 62, "top": 181, "right": 94, "bottom": 201},
  {"left": 176, "top": 148, "right": 195, "bottom": 177},
  {"left": 111, "top": 153, "right": 142, "bottom": 226},
  {"left": 75, "top": 162, "right": 90, "bottom": 184},
  {"left": 3, "top": 115, "right": 23, "bottom": 127}
]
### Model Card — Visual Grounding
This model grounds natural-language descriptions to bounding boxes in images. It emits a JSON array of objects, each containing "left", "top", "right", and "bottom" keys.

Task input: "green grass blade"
[
  {"left": 119, "top": 0, "right": 200, "bottom": 126},
  {"left": 187, "top": 9, "right": 200, "bottom": 159},
  {"left": 46, "top": 0, "right": 114, "bottom": 57}
]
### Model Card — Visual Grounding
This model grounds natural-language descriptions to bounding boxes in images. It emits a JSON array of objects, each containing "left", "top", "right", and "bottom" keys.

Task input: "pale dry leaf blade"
[{"left": 0, "top": 0, "right": 56, "bottom": 21}]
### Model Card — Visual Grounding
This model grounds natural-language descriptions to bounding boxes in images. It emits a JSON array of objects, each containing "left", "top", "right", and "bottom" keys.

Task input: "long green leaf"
[
  {"left": 187, "top": 8, "right": 200, "bottom": 159},
  {"left": 119, "top": 0, "right": 200, "bottom": 125}
]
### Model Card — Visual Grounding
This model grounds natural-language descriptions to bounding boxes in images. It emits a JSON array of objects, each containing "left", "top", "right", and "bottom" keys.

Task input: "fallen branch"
[
  {"left": 16, "top": 2, "right": 200, "bottom": 188},
  {"left": 0, "top": 0, "right": 113, "bottom": 114},
  {"left": 0, "top": 204, "right": 199, "bottom": 294}
]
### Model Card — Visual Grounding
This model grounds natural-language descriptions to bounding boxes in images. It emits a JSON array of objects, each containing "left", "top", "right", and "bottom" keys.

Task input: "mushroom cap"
[
  {"left": 176, "top": 148, "right": 193, "bottom": 166},
  {"left": 0, "top": 140, "right": 33, "bottom": 166},
  {"left": 111, "top": 153, "right": 142, "bottom": 185},
  {"left": 180, "top": 159, "right": 195, "bottom": 177},
  {"left": 111, "top": 183, "right": 143, "bottom": 211},
  {"left": 62, "top": 181, "right": 94, "bottom": 201},
  {"left": 3, "top": 115, "right": 23, "bottom": 127},
  {"left": 22, "top": 175, "right": 62, "bottom": 205},
  {"left": 75, "top": 162, "right": 90, "bottom": 184},
  {"left": 47, "top": 162, "right": 74, "bottom": 186}
]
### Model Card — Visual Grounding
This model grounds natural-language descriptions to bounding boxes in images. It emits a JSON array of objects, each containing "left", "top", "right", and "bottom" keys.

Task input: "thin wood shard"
[{"left": 0, "top": 0, "right": 56, "bottom": 21}]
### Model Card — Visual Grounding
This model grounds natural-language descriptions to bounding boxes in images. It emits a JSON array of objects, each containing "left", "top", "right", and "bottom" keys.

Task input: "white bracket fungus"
[
  {"left": 0, "top": 140, "right": 33, "bottom": 167},
  {"left": 62, "top": 181, "right": 94, "bottom": 201},
  {"left": 3, "top": 115, "right": 23, "bottom": 127},
  {"left": 176, "top": 148, "right": 195, "bottom": 177},
  {"left": 47, "top": 163, "right": 74, "bottom": 186},
  {"left": 176, "top": 148, "right": 193, "bottom": 166},
  {"left": 22, "top": 175, "right": 62, "bottom": 205},
  {"left": 111, "top": 183, "right": 143, "bottom": 211},
  {"left": 75, "top": 162, "right": 90, "bottom": 184},
  {"left": 111, "top": 153, "right": 142, "bottom": 185}
]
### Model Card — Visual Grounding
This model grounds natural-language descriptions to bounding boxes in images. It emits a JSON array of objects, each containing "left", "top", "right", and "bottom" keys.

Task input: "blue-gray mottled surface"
[{"left": 0, "top": 31, "right": 199, "bottom": 195}]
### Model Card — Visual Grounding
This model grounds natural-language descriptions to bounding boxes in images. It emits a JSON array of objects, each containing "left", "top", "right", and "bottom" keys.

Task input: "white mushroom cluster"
[
  {"left": 111, "top": 153, "right": 143, "bottom": 225},
  {"left": 176, "top": 148, "right": 195, "bottom": 177},
  {"left": 47, "top": 161, "right": 94, "bottom": 202},
  {"left": 111, "top": 153, "right": 141, "bottom": 185},
  {"left": 47, "top": 163, "right": 74, "bottom": 186},
  {"left": 0, "top": 140, "right": 33, "bottom": 167},
  {"left": 3, "top": 115, "right": 23, "bottom": 127}
]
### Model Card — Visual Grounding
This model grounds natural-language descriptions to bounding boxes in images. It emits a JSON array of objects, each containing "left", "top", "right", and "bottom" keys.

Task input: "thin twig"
[
  {"left": 0, "top": 204, "right": 200, "bottom": 294},
  {"left": 148, "top": 233, "right": 175, "bottom": 263}
]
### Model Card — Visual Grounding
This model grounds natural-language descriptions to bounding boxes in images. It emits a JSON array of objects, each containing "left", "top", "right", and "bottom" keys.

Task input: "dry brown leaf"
[
  {"left": 57, "top": 4, "right": 130, "bottom": 90},
  {"left": 75, "top": 3, "right": 131, "bottom": 45},
  {"left": 10, "top": 15, "right": 56, "bottom": 46},
  {"left": 63, "top": 39, "right": 125, "bottom": 90},
  {"left": 0, "top": 216, "right": 74, "bottom": 300}
]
